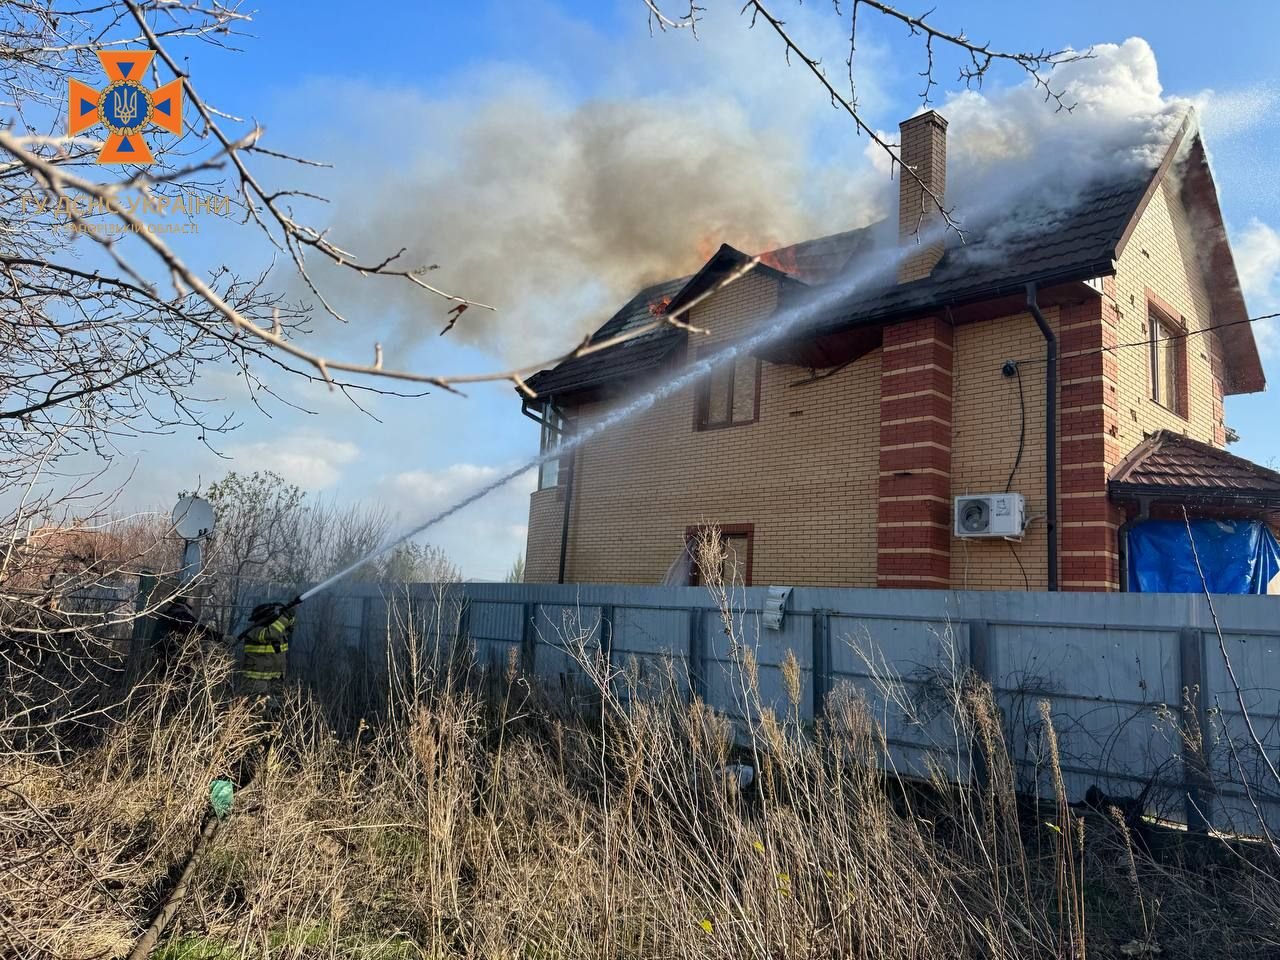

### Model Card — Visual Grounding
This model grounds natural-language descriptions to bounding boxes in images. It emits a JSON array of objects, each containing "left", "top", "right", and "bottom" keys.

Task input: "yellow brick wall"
[
  {"left": 1110, "top": 176, "right": 1224, "bottom": 450},
  {"left": 950, "top": 308, "right": 1057, "bottom": 590},
  {"left": 543, "top": 270, "right": 882, "bottom": 587}
]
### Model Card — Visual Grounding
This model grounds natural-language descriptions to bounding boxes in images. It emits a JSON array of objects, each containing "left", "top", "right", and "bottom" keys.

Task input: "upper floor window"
[
  {"left": 1148, "top": 306, "right": 1187, "bottom": 418},
  {"left": 694, "top": 348, "right": 760, "bottom": 431},
  {"left": 537, "top": 406, "right": 566, "bottom": 489}
]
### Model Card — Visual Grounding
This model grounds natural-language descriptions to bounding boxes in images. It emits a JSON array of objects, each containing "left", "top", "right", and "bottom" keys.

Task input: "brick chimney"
[{"left": 897, "top": 110, "right": 948, "bottom": 283}]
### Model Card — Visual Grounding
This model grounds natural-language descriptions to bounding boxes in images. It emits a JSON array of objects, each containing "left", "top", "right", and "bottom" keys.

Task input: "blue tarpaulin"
[{"left": 1127, "top": 519, "right": 1280, "bottom": 594}]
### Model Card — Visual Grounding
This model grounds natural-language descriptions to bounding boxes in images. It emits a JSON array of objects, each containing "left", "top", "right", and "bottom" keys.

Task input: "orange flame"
[
  {"left": 759, "top": 244, "right": 801, "bottom": 276},
  {"left": 648, "top": 295, "right": 672, "bottom": 317}
]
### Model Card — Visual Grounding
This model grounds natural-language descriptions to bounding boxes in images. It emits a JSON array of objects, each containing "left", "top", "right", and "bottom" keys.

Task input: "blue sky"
[{"left": 98, "top": 0, "right": 1280, "bottom": 578}]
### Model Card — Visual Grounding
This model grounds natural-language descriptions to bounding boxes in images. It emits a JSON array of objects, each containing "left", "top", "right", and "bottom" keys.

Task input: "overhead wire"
[{"left": 1008, "top": 310, "right": 1279, "bottom": 366}]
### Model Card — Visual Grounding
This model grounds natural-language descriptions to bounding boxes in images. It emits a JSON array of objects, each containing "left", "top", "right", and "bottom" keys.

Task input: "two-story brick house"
[{"left": 521, "top": 109, "right": 1272, "bottom": 592}]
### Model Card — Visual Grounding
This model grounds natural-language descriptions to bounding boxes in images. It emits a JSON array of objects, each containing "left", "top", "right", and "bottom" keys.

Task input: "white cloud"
[
  {"left": 225, "top": 433, "right": 359, "bottom": 490},
  {"left": 1233, "top": 218, "right": 1280, "bottom": 354},
  {"left": 377, "top": 463, "right": 537, "bottom": 580}
]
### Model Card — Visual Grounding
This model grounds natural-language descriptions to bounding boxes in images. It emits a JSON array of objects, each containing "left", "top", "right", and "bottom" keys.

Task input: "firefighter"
[{"left": 238, "top": 601, "right": 296, "bottom": 702}]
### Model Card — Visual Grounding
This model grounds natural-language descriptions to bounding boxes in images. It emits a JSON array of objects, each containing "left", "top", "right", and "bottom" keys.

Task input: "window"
[
  {"left": 537, "top": 406, "right": 567, "bottom": 489},
  {"left": 695, "top": 348, "right": 760, "bottom": 430},
  {"left": 1148, "top": 306, "right": 1186, "bottom": 417},
  {"left": 685, "top": 524, "right": 754, "bottom": 586}
]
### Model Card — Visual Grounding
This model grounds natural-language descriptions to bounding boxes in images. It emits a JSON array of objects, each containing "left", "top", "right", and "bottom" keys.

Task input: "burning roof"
[{"left": 525, "top": 118, "right": 1264, "bottom": 402}]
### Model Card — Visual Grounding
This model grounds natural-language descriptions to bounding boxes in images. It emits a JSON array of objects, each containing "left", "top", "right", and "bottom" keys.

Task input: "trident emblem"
[
  {"left": 67, "top": 50, "right": 182, "bottom": 164},
  {"left": 112, "top": 87, "right": 139, "bottom": 128}
]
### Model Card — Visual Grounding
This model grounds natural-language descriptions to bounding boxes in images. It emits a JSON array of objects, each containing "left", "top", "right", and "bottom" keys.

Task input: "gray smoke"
[{"left": 322, "top": 90, "right": 884, "bottom": 357}]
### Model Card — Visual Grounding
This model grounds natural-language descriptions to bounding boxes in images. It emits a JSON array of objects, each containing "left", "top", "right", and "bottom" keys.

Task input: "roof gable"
[
  {"left": 1169, "top": 132, "right": 1265, "bottom": 394},
  {"left": 525, "top": 276, "right": 689, "bottom": 398}
]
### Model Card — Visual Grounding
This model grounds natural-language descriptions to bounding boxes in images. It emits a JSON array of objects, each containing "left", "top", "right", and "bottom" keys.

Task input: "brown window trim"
[
  {"left": 685, "top": 523, "right": 754, "bottom": 586},
  {"left": 1145, "top": 289, "right": 1190, "bottom": 421},
  {"left": 692, "top": 344, "right": 762, "bottom": 432}
]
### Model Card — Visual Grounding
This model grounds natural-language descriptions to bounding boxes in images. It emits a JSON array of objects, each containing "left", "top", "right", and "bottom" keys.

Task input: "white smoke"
[{"left": 931, "top": 38, "right": 1189, "bottom": 248}]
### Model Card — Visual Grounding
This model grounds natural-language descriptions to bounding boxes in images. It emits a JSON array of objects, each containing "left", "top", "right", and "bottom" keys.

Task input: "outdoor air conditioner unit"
[{"left": 954, "top": 493, "right": 1026, "bottom": 539}]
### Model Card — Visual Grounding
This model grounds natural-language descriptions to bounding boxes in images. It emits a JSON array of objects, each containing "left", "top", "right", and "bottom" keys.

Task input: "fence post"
[
  {"left": 1179, "top": 625, "right": 1212, "bottom": 832},
  {"left": 597, "top": 603, "right": 613, "bottom": 668},
  {"left": 358, "top": 596, "right": 374, "bottom": 712},
  {"left": 968, "top": 619, "right": 990, "bottom": 682},
  {"left": 687, "top": 608, "right": 707, "bottom": 703},
  {"left": 456, "top": 594, "right": 471, "bottom": 663},
  {"left": 521, "top": 602, "right": 538, "bottom": 675},
  {"left": 126, "top": 571, "right": 157, "bottom": 681},
  {"left": 812, "top": 610, "right": 831, "bottom": 721},
  {"left": 967, "top": 619, "right": 992, "bottom": 790}
]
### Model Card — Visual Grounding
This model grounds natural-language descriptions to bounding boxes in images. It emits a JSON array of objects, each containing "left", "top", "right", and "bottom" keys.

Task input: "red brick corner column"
[
  {"left": 1058, "top": 290, "right": 1125, "bottom": 591},
  {"left": 877, "top": 316, "right": 953, "bottom": 588}
]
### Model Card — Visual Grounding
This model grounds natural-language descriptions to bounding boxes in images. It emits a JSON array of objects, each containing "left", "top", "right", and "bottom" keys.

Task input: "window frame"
[
  {"left": 693, "top": 345, "right": 761, "bottom": 432},
  {"left": 684, "top": 523, "right": 755, "bottom": 586},
  {"left": 1146, "top": 290, "right": 1189, "bottom": 420},
  {"left": 536, "top": 405, "right": 568, "bottom": 490}
]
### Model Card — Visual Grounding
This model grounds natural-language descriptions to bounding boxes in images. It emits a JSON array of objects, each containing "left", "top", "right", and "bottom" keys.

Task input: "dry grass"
[{"left": 3, "top": 599, "right": 1280, "bottom": 959}]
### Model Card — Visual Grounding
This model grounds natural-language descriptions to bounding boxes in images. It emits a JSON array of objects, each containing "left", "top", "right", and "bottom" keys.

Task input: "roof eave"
[
  {"left": 1108, "top": 480, "right": 1280, "bottom": 508},
  {"left": 804, "top": 258, "right": 1117, "bottom": 338}
]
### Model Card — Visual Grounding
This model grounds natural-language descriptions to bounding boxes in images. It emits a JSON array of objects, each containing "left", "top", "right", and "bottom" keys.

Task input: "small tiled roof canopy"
[
  {"left": 1109, "top": 430, "right": 1280, "bottom": 512},
  {"left": 526, "top": 113, "right": 1265, "bottom": 403}
]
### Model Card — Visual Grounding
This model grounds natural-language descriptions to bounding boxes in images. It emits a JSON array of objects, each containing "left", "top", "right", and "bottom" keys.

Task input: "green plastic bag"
[{"left": 209, "top": 779, "right": 234, "bottom": 819}]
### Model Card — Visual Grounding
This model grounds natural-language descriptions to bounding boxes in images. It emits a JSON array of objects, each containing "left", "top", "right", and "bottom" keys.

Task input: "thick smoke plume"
[{"left": 323, "top": 89, "right": 881, "bottom": 358}]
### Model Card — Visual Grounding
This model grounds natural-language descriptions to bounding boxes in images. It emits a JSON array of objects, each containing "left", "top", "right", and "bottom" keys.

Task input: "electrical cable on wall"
[
  {"left": 1001, "top": 358, "right": 1029, "bottom": 589},
  {"left": 1008, "top": 540, "right": 1030, "bottom": 591},
  {"left": 1002, "top": 360, "right": 1026, "bottom": 494}
]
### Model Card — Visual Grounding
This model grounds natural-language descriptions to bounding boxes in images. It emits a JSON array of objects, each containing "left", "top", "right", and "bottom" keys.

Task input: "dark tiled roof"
[
  {"left": 526, "top": 276, "right": 689, "bottom": 396},
  {"left": 1109, "top": 430, "right": 1280, "bottom": 503},
  {"left": 759, "top": 224, "right": 881, "bottom": 283},
  {"left": 798, "top": 173, "right": 1151, "bottom": 330}
]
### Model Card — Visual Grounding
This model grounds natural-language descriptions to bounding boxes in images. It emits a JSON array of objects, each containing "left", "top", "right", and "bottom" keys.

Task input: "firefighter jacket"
[{"left": 241, "top": 606, "right": 295, "bottom": 682}]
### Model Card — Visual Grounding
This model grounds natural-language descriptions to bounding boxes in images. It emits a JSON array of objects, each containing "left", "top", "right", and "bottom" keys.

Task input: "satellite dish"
[{"left": 172, "top": 495, "right": 216, "bottom": 540}]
